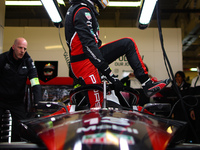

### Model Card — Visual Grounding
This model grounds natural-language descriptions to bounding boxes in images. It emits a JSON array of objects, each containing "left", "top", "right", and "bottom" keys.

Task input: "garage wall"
[
  {"left": 3, "top": 27, "right": 182, "bottom": 80},
  {"left": 0, "top": 0, "right": 5, "bottom": 54}
]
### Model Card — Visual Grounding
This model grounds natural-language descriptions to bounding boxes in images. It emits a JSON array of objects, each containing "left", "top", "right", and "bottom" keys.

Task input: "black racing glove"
[
  {"left": 106, "top": 73, "right": 124, "bottom": 92},
  {"left": 99, "top": 62, "right": 124, "bottom": 92}
]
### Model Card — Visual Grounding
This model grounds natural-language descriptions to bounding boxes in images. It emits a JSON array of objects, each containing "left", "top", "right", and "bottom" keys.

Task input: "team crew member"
[
  {"left": 191, "top": 63, "right": 200, "bottom": 87},
  {"left": 65, "top": 0, "right": 170, "bottom": 108},
  {"left": 0, "top": 37, "right": 42, "bottom": 141}
]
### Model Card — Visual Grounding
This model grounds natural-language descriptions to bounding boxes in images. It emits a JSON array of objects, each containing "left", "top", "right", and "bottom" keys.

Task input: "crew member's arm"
[{"left": 27, "top": 58, "right": 42, "bottom": 107}]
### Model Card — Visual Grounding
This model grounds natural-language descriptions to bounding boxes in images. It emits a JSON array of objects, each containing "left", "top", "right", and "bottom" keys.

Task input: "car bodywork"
[
  {"left": 0, "top": 84, "right": 199, "bottom": 150},
  {"left": 19, "top": 106, "right": 187, "bottom": 150}
]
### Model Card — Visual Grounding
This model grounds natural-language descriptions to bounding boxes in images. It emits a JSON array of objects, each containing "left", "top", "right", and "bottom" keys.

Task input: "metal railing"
[{"left": 0, "top": 110, "right": 12, "bottom": 143}]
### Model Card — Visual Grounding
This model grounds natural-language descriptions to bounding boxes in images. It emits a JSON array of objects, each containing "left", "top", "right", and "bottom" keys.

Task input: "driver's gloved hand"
[
  {"left": 98, "top": 63, "right": 124, "bottom": 92},
  {"left": 106, "top": 73, "right": 124, "bottom": 92}
]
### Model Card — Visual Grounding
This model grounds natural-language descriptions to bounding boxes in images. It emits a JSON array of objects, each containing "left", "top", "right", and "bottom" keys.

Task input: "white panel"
[
  {"left": 129, "top": 28, "right": 155, "bottom": 53},
  {"left": 0, "top": 0, "right": 5, "bottom": 53},
  {"left": 101, "top": 28, "right": 182, "bottom": 80},
  {"left": 154, "top": 28, "right": 182, "bottom": 52},
  {"left": 3, "top": 27, "right": 26, "bottom": 52},
  {"left": 0, "top": 27, "right": 3, "bottom": 53},
  {"left": 3, "top": 27, "right": 182, "bottom": 80}
]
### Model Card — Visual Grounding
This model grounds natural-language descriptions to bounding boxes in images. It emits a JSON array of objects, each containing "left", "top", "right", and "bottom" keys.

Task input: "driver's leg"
[
  {"left": 71, "top": 60, "right": 103, "bottom": 108},
  {"left": 99, "top": 37, "right": 148, "bottom": 82},
  {"left": 99, "top": 37, "right": 170, "bottom": 97}
]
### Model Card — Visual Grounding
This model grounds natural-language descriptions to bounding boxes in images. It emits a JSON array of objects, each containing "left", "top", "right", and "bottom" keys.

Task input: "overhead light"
[
  {"left": 57, "top": 0, "right": 65, "bottom": 5},
  {"left": 40, "top": 0, "right": 64, "bottom": 27},
  {"left": 5, "top": 0, "right": 65, "bottom": 27},
  {"left": 45, "top": 45, "right": 62, "bottom": 50},
  {"left": 137, "top": 0, "right": 158, "bottom": 29},
  {"left": 108, "top": 1, "right": 141, "bottom": 7},
  {"left": 5, "top": 0, "right": 65, "bottom": 6},
  {"left": 5, "top": 0, "right": 139, "bottom": 7},
  {"left": 190, "top": 68, "right": 198, "bottom": 72},
  {"left": 5, "top": 1, "right": 42, "bottom": 6}
]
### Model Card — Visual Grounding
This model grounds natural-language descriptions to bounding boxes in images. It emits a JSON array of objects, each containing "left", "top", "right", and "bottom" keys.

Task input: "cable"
[
  {"left": 156, "top": 0, "right": 199, "bottom": 143},
  {"left": 166, "top": 95, "right": 198, "bottom": 119},
  {"left": 0, "top": 24, "right": 4, "bottom": 29},
  {"left": 58, "top": 24, "right": 71, "bottom": 66}
]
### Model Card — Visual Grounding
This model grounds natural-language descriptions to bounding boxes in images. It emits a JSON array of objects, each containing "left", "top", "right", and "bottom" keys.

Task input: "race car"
[{"left": 0, "top": 81, "right": 199, "bottom": 150}]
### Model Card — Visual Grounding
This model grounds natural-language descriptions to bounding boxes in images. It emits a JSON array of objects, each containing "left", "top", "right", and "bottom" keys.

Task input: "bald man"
[{"left": 0, "top": 37, "right": 42, "bottom": 141}]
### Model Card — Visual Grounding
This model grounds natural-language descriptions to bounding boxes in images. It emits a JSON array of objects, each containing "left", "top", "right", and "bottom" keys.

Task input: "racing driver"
[{"left": 65, "top": 0, "right": 171, "bottom": 108}]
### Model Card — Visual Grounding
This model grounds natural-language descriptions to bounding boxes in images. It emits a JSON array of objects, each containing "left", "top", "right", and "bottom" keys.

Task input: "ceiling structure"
[{"left": 4, "top": 0, "right": 200, "bottom": 69}]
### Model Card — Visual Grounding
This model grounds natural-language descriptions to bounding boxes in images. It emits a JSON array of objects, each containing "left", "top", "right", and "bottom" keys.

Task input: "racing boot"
[{"left": 142, "top": 78, "right": 171, "bottom": 97}]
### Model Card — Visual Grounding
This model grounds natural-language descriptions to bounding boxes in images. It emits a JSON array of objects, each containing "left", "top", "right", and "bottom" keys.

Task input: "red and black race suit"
[{"left": 65, "top": 2, "right": 148, "bottom": 107}]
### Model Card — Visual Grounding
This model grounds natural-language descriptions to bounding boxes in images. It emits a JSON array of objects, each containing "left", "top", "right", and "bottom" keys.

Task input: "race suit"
[
  {"left": 0, "top": 47, "right": 42, "bottom": 141},
  {"left": 65, "top": 0, "right": 148, "bottom": 108}
]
